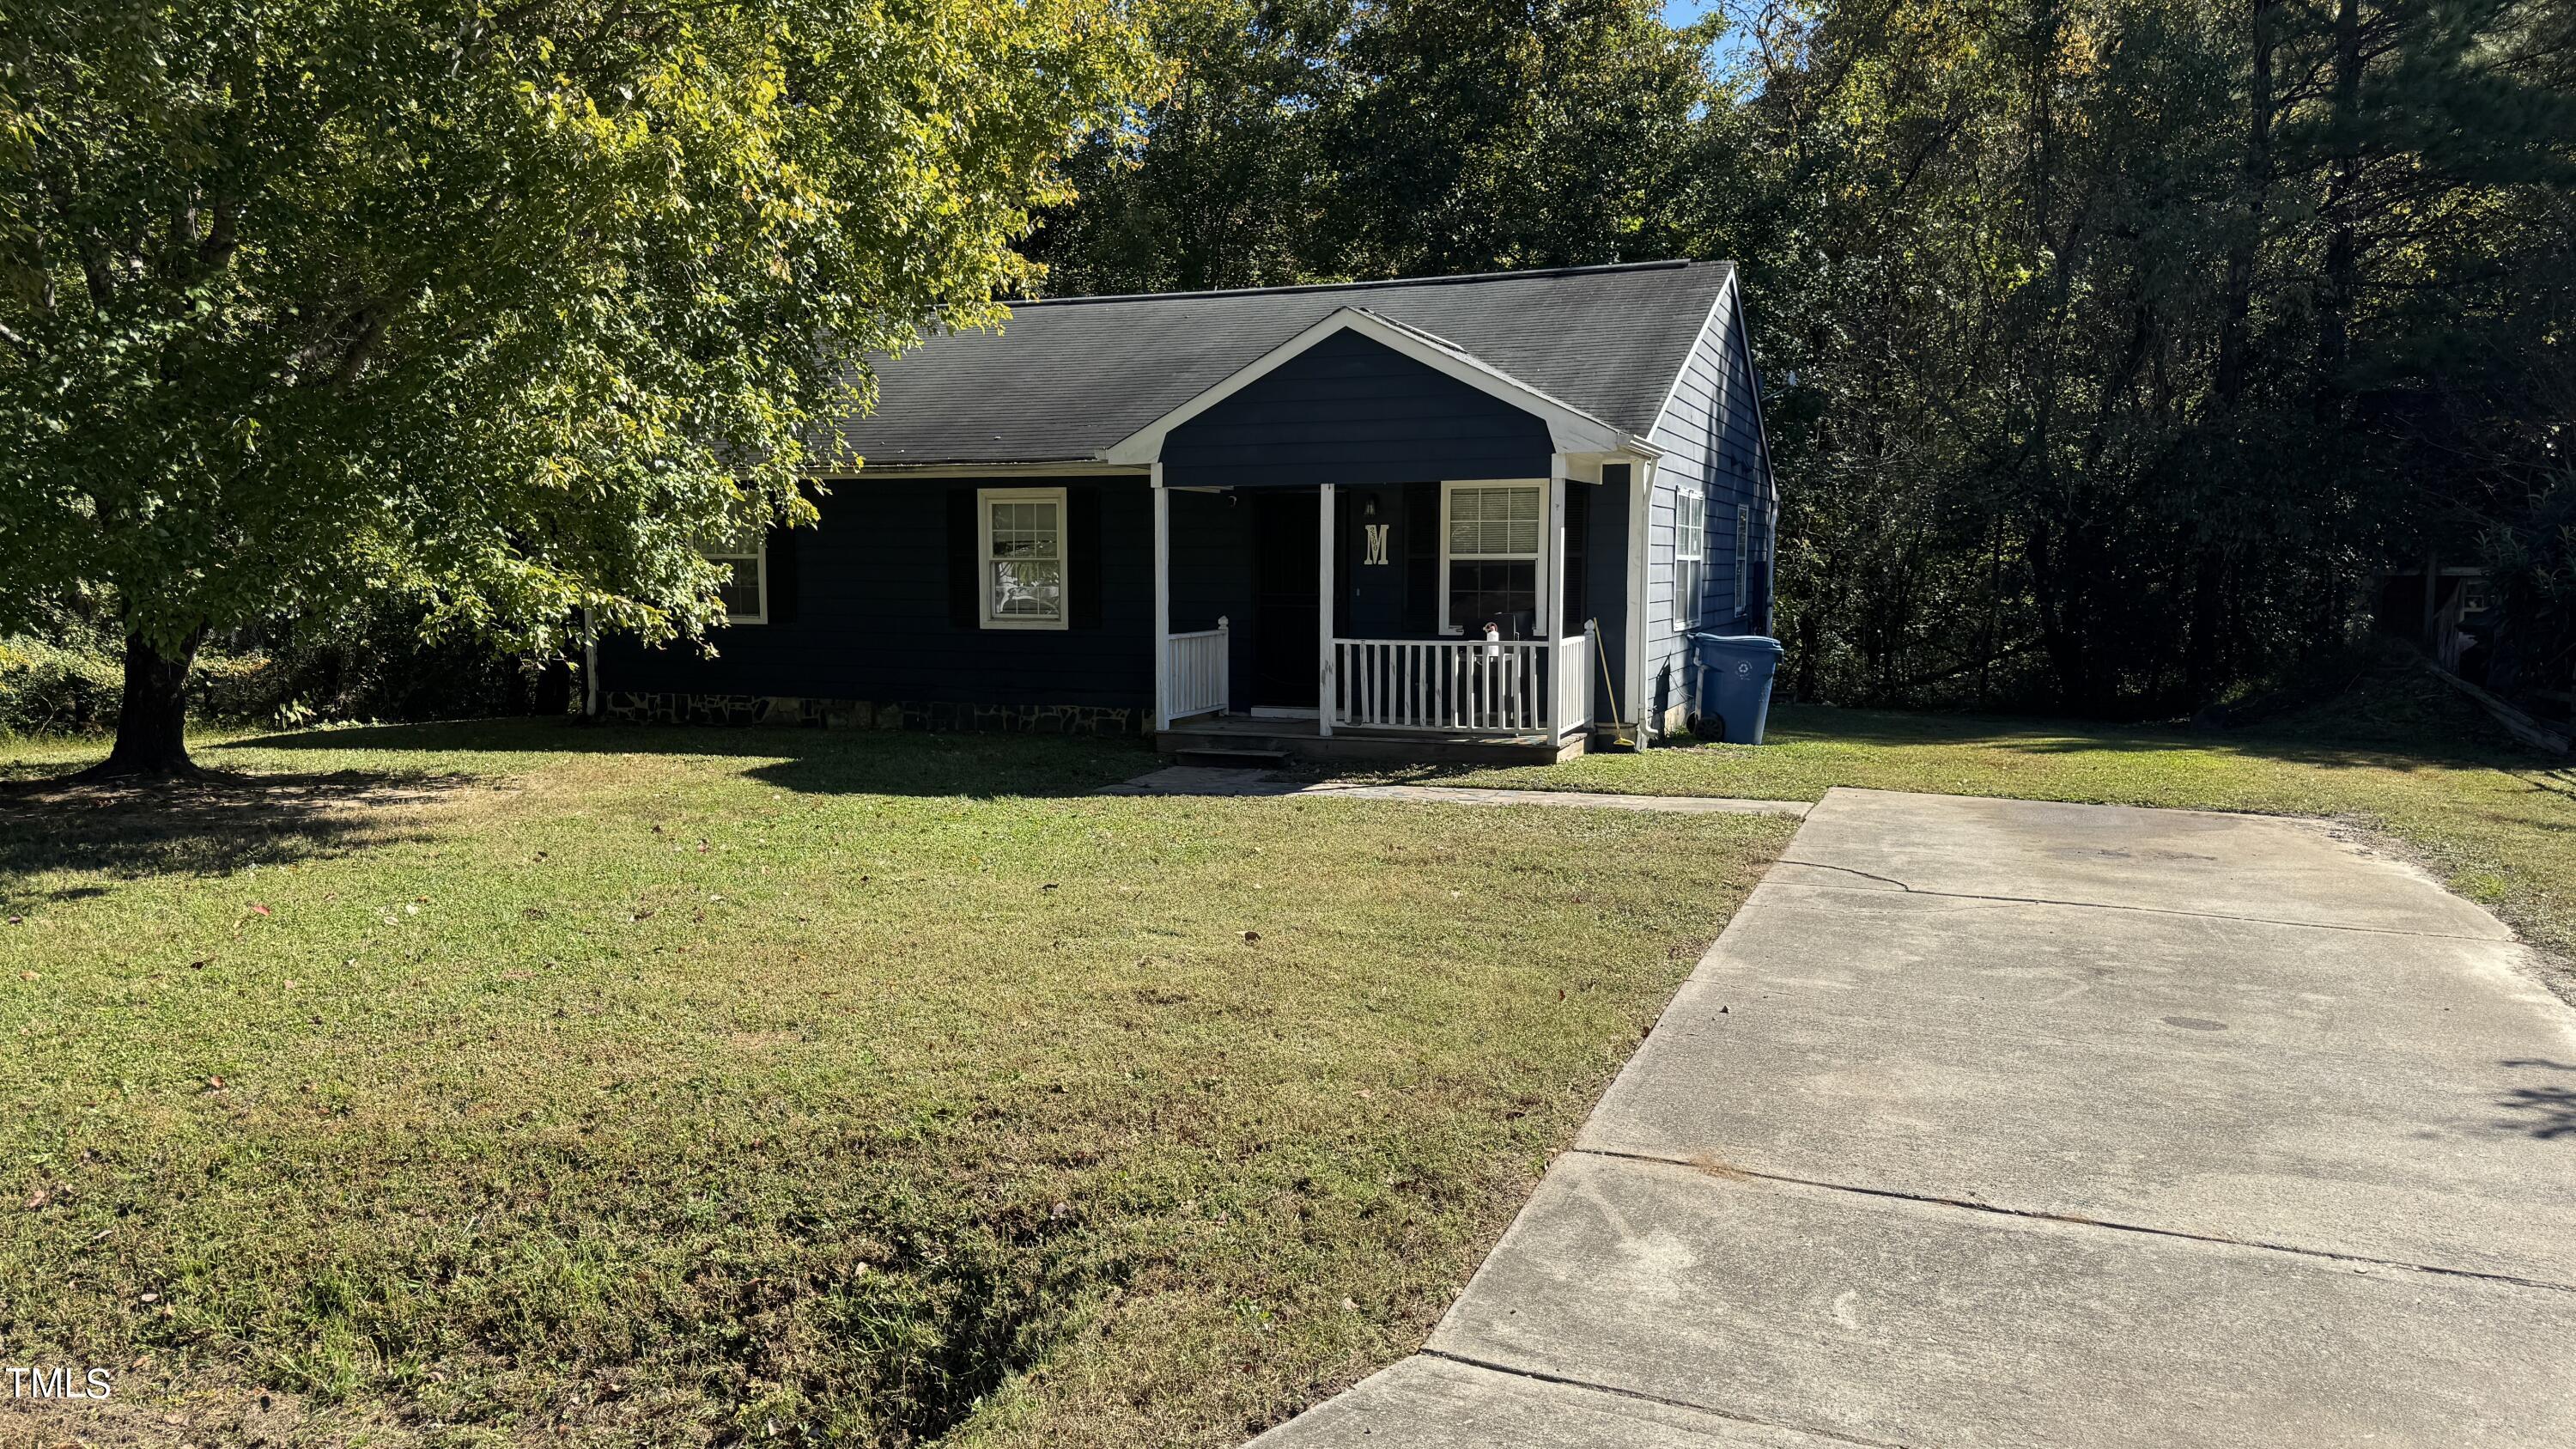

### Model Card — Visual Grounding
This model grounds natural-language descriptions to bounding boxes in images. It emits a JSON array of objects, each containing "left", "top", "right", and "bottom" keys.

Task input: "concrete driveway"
[{"left": 1254, "top": 788, "right": 2576, "bottom": 1447}]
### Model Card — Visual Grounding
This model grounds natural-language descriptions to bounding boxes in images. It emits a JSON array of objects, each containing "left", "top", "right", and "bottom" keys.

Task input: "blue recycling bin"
[{"left": 1688, "top": 633, "right": 1783, "bottom": 744}]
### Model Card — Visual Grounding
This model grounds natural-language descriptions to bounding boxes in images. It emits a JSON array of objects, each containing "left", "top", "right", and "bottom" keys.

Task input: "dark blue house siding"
[
  {"left": 598, "top": 473, "right": 1155, "bottom": 723},
  {"left": 1161, "top": 329, "right": 1553, "bottom": 490}
]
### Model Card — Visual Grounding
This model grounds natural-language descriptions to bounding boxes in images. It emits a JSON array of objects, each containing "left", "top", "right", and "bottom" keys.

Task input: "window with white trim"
[
  {"left": 700, "top": 530, "right": 768, "bottom": 624},
  {"left": 1443, "top": 481, "right": 1544, "bottom": 638},
  {"left": 1735, "top": 502, "right": 1752, "bottom": 613},
  {"left": 978, "top": 486, "right": 1067, "bottom": 629},
  {"left": 1674, "top": 490, "right": 1705, "bottom": 630}
]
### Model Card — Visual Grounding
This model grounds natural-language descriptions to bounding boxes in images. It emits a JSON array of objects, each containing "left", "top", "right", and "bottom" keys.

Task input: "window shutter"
[
  {"left": 1402, "top": 480, "right": 1438, "bottom": 633},
  {"left": 947, "top": 488, "right": 979, "bottom": 628},
  {"left": 763, "top": 527, "right": 799, "bottom": 625},
  {"left": 1068, "top": 485, "right": 1103, "bottom": 630}
]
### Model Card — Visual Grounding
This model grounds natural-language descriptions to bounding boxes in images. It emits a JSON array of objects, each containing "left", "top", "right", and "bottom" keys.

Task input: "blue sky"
[{"left": 1663, "top": 0, "right": 1759, "bottom": 67}]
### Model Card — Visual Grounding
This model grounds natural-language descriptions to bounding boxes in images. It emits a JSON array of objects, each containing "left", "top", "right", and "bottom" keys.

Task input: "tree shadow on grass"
[
  {"left": 0, "top": 767, "right": 471, "bottom": 895},
  {"left": 1, "top": 721, "right": 1158, "bottom": 901},
  {"left": 1352, "top": 703, "right": 2570, "bottom": 801},
  {"left": 228, "top": 717, "right": 1155, "bottom": 801},
  {"left": 1763, "top": 703, "right": 2555, "bottom": 776}
]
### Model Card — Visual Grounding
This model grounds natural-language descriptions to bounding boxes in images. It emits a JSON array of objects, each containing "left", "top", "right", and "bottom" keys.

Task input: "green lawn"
[
  {"left": 0, "top": 724, "right": 1788, "bottom": 1447},
  {"left": 1421, "top": 666, "right": 2576, "bottom": 969},
  {"left": 9, "top": 659, "right": 2566, "bottom": 1447}
]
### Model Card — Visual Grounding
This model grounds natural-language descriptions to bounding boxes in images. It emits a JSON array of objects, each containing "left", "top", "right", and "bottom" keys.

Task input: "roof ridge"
[{"left": 1016, "top": 259, "right": 1711, "bottom": 308}]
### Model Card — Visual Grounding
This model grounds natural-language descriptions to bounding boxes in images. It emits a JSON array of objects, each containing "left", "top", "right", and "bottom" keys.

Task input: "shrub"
[
  {"left": 3, "top": 602, "right": 562, "bottom": 739},
  {"left": 0, "top": 636, "right": 125, "bottom": 735}
]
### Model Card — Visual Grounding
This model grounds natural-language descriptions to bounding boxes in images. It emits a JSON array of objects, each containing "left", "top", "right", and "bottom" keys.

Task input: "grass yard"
[
  {"left": 1419, "top": 657, "right": 2576, "bottom": 970},
  {"left": 0, "top": 724, "right": 1787, "bottom": 1447}
]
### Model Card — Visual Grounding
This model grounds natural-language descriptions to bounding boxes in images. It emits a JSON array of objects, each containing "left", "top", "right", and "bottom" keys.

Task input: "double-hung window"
[
  {"left": 1673, "top": 490, "right": 1705, "bottom": 630},
  {"left": 700, "top": 530, "right": 768, "bottom": 624},
  {"left": 1443, "top": 482, "right": 1543, "bottom": 638},
  {"left": 979, "top": 486, "right": 1066, "bottom": 629},
  {"left": 1735, "top": 502, "right": 1752, "bottom": 613}
]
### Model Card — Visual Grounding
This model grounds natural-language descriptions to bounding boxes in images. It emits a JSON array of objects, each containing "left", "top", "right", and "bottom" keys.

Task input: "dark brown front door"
[{"left": 1250, "top": 490, "right": 1319, "bottom": 709}]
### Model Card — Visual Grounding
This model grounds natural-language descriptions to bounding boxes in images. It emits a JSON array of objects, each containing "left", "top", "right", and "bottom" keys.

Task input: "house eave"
[{"left": 811, "top": 458, "right": 1151, "bottom": 480}]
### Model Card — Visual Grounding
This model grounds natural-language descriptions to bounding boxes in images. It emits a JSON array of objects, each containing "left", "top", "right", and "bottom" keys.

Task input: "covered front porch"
[
  {"left": 1146, "top": 472, "right": 1619, "bottom": 764},
  {"left": 1109, "top": 302, "right": 1661, "bottom": 764}
]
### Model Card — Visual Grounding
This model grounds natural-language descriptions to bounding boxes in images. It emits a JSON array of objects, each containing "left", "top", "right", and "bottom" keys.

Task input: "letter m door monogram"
[{"left": 1363, "top": 523, "right": 1391, "bottom": 566}]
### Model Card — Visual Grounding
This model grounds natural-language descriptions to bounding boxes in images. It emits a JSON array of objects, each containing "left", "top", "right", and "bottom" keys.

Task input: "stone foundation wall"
[{"left": 598, "top": 691, "right": 1141, "bottom": 736}]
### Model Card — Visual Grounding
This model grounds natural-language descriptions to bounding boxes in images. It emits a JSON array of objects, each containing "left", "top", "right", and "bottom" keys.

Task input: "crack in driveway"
[{"left": 1768, "top": 858, "right": 2517, "bottom": 941}]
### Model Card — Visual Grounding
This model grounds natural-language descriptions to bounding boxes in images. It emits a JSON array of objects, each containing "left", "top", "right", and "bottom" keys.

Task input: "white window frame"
[
  {"left": 1735, "top": 502, "right": 1752, "bottom": 614},
  {"left": 1673, "top": 488, "right": 1705, "bottom": 631},
  {"left": 701, "top": 533, "right": 769, "bottom": 624},
  {"left": 976, "top": 485, "right": 1070, "bottom": 630},
  {"left": 1437, "top": 478, "right": 1549, "bottom": 637}
]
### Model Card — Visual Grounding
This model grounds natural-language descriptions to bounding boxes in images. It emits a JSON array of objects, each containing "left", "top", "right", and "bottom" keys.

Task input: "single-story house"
[{"left": 595, "top": 259, "right": 1778, "bottom": 762}]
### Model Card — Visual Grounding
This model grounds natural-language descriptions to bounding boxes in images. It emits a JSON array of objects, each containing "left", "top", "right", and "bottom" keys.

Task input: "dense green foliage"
[
  {"left": 1, "top": 604, "right": 554, "bottom": 737},
  {"left": 1027, "top": 0, "right": 2576, "bottom": 717},
  {"left": 0, "top": 0, "right": 1152, "bottom": 767},
  {"left": 1032, "top": 0, "right": 1724, "bottom": 293},
  {"left": 1740, "top": 0, "right": 2576, "bottom": 715}
]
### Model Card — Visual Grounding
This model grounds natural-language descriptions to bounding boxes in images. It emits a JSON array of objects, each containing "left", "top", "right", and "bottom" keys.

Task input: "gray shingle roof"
[{"left": 837, "top": 259, "right": 1735, "bottom": 466}]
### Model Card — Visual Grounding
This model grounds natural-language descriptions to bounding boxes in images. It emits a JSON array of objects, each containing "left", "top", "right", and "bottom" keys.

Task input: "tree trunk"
[
  {"left": 82, "top": 628, "right": 207, "bottom": 780},
  {"left": 1793, "top": 607, "right": 1820, "bottom": 703},
  {"left": 2184, "top": 539, "right": 2228, "bottom": 706},
  {"left": 2213, "top": 0, "right": 2279, "bottom": 411},
  {"left": 2314, "top": 0, "right": 2362, "bottom": 410}
]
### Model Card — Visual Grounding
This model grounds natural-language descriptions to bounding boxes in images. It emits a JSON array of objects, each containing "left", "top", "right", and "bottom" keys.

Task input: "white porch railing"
[
  {"left": 1167, "top": 618, "right": 1230, "bottom": 720},
  {"left": 1559, "top": 626, "right": 1591, "bottom": 739},
  {"left": 1331, "top": 635, "right": 1592, "bottom": 737}
]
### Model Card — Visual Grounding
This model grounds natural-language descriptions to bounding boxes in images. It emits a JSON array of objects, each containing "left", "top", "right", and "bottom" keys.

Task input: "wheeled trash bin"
[{"left": 1686, "top": 633, "right": 1783, "bottom": 744}]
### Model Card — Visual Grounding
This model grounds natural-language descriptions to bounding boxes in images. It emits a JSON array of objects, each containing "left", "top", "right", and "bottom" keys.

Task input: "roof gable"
[
  {"left": 1106, "top": 307, "right": 1637, "bottom": 466},
  {"left": 1157, "top": 326, "right": 1557, "bottom": 488}
]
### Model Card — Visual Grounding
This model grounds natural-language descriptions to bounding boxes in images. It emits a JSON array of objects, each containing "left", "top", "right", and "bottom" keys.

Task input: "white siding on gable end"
[{"left": 1640, "top": 274, "right": 1774, "bottom": 734}]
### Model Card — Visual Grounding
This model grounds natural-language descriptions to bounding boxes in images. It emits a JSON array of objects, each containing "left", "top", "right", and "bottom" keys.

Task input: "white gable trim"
[
  {"left": 1728, "top": 272, "right": 1782, "bottom": 514},
  {"left": 1099, "top": 306, "right": 1656, "bottom": 466}
]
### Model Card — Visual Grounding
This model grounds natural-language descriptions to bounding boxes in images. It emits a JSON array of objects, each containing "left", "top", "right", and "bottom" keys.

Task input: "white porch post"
[
  {"left": 1151, "top": 463, "right": 1171, "bottom": 732},
  {"left": 1545, "top": 456, "right": 1568, "bottom": 734},
  {"left": 1317, "top": 483, "right": 1336, "bottom": 736}
]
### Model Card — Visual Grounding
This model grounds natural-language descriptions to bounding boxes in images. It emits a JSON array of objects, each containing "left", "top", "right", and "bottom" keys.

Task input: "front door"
[
  {"left": 1250, "top": 491, "right": 1319, "bottom": 709},
  {"left": 1340, "top": 486, "right": 1406, "bottom": 638}
]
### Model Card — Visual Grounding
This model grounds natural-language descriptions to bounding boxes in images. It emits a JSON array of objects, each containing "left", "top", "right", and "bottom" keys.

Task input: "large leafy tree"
[
  {"left": 0, "top": 0, "right": 1151, "bottom": 776},
  {"left": 1026, "top": 0, "right": 1724, "bottom": 291},
  {"left": 1031, "top": 0, "right": 1354, "bottom": 294},
  {"left": 1322, "top": 0, "right": 1722, "bottom": 277},
  {"left": 1729, "top": 0, "right": 2576, "bottom": 714}
]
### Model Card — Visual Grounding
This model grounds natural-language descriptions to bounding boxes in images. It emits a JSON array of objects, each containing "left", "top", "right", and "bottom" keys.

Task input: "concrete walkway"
[
  {"left": 1102, "top": 765, "right": 1812, "bottom": 817},
  {"left": 1253, "top": 788, "right": 2576, "bottom": 1447}
]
